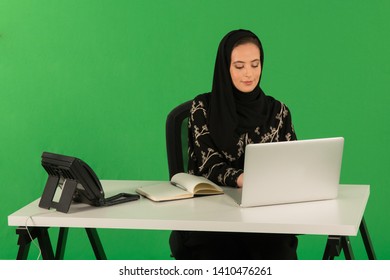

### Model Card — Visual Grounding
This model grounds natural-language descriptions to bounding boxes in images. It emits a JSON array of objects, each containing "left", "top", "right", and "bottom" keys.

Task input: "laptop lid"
[{"left": 239, "top": 137, "right": 344, "bottom": 207}]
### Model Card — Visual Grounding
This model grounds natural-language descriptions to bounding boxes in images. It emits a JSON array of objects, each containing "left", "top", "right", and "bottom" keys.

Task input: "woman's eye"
[
  {"left": 251, "top": 63, "right": 259, "bottom": 68},
  {"left": 235, "top": 65, "right": 244, "bottom": 69}
]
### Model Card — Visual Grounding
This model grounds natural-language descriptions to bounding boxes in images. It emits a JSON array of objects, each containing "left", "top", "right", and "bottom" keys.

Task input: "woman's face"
[{"left": 229, "top": 43, "right": 261, "bottom": 93}]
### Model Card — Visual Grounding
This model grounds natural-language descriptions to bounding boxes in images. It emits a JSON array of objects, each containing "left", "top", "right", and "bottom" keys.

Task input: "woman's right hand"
[{"left": 237, "top": 173, "right": 244, "bottom": 188}]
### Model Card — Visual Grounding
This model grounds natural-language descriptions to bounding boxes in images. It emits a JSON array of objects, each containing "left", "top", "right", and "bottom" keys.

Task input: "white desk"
[{"left": 8, "top": 180, "right": 374, "bottom": 260}]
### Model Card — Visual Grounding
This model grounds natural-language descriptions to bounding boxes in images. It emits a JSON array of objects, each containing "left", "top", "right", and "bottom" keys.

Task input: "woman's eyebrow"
[{"left": 232, "top": 59, "right": 260, "bottom": 64}]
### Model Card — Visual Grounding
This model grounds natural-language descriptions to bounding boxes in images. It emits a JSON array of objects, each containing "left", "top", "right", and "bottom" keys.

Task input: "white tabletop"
[{"left": 8, "top": 180, "right": 370, "bottom": 236}]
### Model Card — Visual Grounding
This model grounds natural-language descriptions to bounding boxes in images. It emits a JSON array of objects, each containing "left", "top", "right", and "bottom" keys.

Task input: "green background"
[{"left": 1, "top": 0, "right": 389, "bottom": 260}]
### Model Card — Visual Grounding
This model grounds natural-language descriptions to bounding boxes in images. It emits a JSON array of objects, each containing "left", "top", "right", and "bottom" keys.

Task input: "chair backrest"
[{"left": 166, "top": 100, "right": 192, "bottom": 179}]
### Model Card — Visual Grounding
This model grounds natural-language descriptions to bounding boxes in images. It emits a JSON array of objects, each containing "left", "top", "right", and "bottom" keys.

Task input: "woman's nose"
[{"left": 244, "top": 67, "right": 252, "bottom": 77}]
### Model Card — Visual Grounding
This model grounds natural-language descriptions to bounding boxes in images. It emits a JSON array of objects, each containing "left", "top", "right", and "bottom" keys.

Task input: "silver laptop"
[{"left": 230, "top": 137, "right": 344, "bottom": 207}]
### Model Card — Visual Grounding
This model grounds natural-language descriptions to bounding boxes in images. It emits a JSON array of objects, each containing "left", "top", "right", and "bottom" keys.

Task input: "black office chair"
[
  {"left": 165, "top": 100, "right": 193, "bottom": 259},
  {"left": 165, "top": 100, "right": 193, "bottom": 179}
]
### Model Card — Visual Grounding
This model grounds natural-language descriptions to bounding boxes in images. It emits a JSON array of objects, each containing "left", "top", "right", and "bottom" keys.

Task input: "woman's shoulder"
[
  {"left": 189, "top": 93, "right": 211, "bottom": 122},
  {"left": 265, "top": 94, "right": 292, "bottom": 113},
  {"left": 190, "top": 92, "right": 211, "bottom": 115},
  {"left": 192, "top": 92, "right": 211, "bottom": 107}
]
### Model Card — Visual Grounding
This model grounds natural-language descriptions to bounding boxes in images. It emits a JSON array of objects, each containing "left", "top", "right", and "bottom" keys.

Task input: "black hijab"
[{"left": 209, "top": 29, "right": 269, "bottom": 152}]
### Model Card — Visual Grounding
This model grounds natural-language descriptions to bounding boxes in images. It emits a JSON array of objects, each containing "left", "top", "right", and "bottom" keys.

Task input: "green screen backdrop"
[{"left": 1, "top": 0, "right": 389, "bottom": 260}]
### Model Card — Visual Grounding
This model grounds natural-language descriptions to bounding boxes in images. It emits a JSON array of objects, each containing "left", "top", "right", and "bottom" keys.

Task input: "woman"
[{"left": 170, "top": 29, "right": 298, "bottom": 259}]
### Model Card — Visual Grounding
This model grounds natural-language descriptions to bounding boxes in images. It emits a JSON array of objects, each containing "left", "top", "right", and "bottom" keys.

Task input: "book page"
[
  {"left": 172, "top": 173, "right": 223, "bottom": 194},
  {"left": 136, "top": 182, "right": 192, "bottom": 202}
]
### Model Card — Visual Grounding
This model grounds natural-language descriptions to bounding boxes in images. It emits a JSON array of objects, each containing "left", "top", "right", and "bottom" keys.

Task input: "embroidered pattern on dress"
[
  {"left": 188, "top": 99, "right": 294, "bottom": 186},
  {"left": 259, "top": 103, "right": 287, "bottom": 143},
  {"left": 218, "top": 168, "right": 242, "bottom": 185},
  {"left": 199, "top": 148, "right": 220, "bottom": 172},
  {"left": 193, "top": 124, "right": 209, "bottom": 147}
]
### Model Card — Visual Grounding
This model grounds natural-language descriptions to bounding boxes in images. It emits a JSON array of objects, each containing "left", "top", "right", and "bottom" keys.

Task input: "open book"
[{"left": 136, "top": 173, "right": 224, "bottom": 202}]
